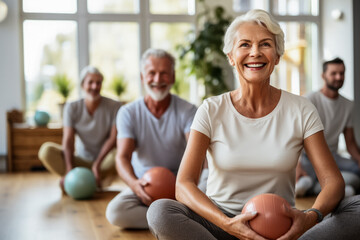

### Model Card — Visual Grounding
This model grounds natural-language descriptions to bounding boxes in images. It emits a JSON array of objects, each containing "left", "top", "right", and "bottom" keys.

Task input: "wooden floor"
[
  {"left": 0, "top": 172, "right": 155, "bottom": 240},
  {"left": 0, "top": 172, "right": 315, "bottom": 240}
]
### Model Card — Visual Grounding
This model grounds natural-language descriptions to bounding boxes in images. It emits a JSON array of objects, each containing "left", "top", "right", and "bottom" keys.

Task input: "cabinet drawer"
[{"left": 8, "top": 126, "right": 63, "bottom": 172}]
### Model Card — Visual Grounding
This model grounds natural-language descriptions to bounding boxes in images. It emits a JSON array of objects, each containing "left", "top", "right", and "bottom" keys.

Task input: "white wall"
[
  {"left": 321, "top": 0, "right": 353, "bottom": 100},
  {"left": 0, "top": 0, "right": 356, "bottom": 155},
  {"left": 321, "top": 0, "right": 355, "bottom": 149},
  {"left": 0, "top": 0, "right": 23, "bottom": 155}
]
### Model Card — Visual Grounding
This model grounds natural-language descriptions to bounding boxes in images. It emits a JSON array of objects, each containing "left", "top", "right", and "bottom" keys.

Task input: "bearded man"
[
  {"left": 296, "top": 57, "right": 360, "bottom": 197},
  {"left": 106, "top": 48, "right": 208, "bottom": 229},
  {"left": 39, "top": 66, "right": 121, "bottom": 191}
]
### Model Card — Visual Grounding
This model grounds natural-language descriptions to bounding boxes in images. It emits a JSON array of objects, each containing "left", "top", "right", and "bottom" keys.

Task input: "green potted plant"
[
  {"left": 52, "top": 74, "right": 73, "bottom": 118},
  {"left": 110, "top": 75, "right": 127, "bottom": 102},
  {"left": 178, "top": 0, "right": 233, "bottom": 99},
  {"left": 53, "top": 74, "right": 73, "bottom": 103}
]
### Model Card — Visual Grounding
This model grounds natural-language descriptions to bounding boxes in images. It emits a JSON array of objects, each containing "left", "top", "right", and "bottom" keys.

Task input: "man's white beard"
[
  {"left": 144, "top": 83, "right": 172, "bottom": 101},
  {"left": 84, "top": 92, "right": 101, "bottom": 102}
]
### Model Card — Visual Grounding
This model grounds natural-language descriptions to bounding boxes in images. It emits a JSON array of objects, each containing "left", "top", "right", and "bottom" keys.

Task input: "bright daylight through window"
[{"left": 21, "top": 0, "right": 319, "bottom": 123}]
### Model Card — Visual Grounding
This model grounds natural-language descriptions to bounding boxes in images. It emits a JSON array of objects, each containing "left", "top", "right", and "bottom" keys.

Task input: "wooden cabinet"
[{"left": 7, "top": 123, "right": 63, "bottom": 172}]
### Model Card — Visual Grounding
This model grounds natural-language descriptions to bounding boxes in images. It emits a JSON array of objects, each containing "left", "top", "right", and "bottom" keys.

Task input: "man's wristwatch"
[{"left": 304, "top": 208, "right": 323, "bottom": 223}]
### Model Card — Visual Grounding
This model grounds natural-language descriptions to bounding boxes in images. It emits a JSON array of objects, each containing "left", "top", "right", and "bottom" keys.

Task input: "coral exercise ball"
[
  {"left": 142, "top": 167, "right": 176, "bottom": 203},
  {"left": 34, "top": 110, "right": 50, "bottom": 126},
  {"left": 241, "top": 193, "right": 292, "bottom": 240},
  {"left": 64, "top": 167, "right": 97, "bottom": 200}
]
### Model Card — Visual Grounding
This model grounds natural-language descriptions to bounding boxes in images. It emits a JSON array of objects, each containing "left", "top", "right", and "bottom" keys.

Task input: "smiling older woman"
[{"left": 146, "top": 9, "right": 360, "bottom": 240}]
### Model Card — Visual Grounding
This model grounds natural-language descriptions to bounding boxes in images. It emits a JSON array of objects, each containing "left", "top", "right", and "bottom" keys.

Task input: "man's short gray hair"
[
  {"left": 140, "top": 48, "right": 176, "bottom": 74},
  {"left": 223, "top": 9, "right": 284, "bottom": 57},
  {"left": 80, "top": 65, "right": 103, "bottom": 85}
]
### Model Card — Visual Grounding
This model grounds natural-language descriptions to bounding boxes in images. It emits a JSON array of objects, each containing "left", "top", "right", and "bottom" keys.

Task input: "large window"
[
  {"left": 23, "top": 20, "right": 78, "bottom": 121},
  {"left": 88, "top": 22, "right": 140, "bottom": 100},
  {"left": 22, "top": 0, "right": 320, "bottom": 122},
  {"left": 21, "top": 0, "right": 196, "bottom": 123}
]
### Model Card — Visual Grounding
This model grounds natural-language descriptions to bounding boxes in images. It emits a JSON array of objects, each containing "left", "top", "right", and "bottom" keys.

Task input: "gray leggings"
[
  {"left": 147, "top": 195, "right": 360, "bottom": 240},
  {"left": 106, "top": 169, "right": 209, "bottom": 229}
]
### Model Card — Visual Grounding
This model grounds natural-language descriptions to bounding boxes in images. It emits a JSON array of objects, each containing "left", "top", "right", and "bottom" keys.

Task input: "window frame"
[
  {"left": 20, "top": 0, "right": 197, "bottom": 99},
  {"left": 271, "top": 14, "right": 322, "bottom": 93},
  {"left": 20, "top": 0, "right": 322, "bottom": 110}
]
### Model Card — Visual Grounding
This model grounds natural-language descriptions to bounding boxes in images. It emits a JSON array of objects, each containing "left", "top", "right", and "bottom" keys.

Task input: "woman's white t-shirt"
[{"left": 191, "top": 90, "right": 323, "bottom": 215}]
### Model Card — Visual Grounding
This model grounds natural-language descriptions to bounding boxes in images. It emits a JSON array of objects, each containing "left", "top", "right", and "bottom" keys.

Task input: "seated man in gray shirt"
[
  {"left": 296, "top": 57, "right": 360, "bottom": 197},
  {"left": 106, "top": 48, "right": 208, "bottom": 229},
  {"left": 39, "top": 66, "right": 121, "bottom": 191}
]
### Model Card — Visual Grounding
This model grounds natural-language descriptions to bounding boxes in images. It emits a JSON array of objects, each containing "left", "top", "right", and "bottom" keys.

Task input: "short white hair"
[
  {"left": 140, "top": 48, "right": 175, "bottom": 74},
  {"left": 80, "top": 65, "right": 103, "bottom": 85},
  {"left": 223, "top": 9, "right": 284, "bottom": 57}
]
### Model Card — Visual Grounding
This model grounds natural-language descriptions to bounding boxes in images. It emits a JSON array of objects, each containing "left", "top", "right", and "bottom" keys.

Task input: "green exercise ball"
[
  {"left": 34, "top": 110, "right": 50, "bottom": 126},
  {"left": 64, "top": 167, "right": 97, "bottom": 200}
]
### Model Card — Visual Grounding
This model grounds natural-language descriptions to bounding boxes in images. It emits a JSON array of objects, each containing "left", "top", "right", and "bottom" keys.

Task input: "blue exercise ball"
[
  {"left": 34, "top": 110, "right": 50, "bottom": 126},
  {"left": 64, "top": 167, "right": 97, "bottom": 200}
]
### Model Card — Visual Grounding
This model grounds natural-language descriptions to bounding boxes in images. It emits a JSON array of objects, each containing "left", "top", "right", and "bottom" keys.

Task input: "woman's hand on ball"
[{"left": 277, "top": 205, "right": 312, "bottom": 240}]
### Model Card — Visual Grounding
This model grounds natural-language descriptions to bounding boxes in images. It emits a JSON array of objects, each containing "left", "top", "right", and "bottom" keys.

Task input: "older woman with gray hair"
[{"left": 147, "top": 9, "right": 360, "bottom": 240}]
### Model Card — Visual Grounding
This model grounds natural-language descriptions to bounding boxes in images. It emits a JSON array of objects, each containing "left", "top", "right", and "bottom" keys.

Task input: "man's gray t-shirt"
[
  {"left": 116, "top": 94, "right": 197, "bottom": 178},
  {"left": 63, "top": 96, "right": 121, "bottom": 162},
  {"left": 307, "top": 91, "right": 353, "bottom": 152}
]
